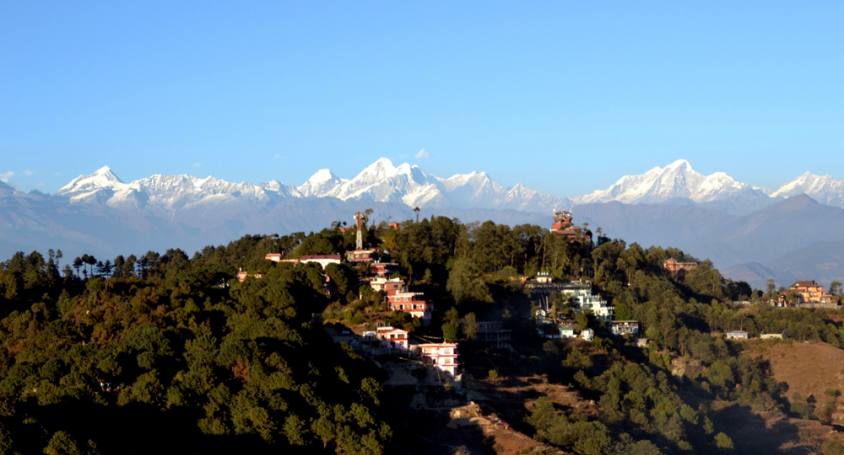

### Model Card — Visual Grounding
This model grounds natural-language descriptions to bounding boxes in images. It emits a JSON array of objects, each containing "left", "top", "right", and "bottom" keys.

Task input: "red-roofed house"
[
  {"left": 388, "top": 292, "right": 432, "bottom": 321},
  {"left": 370, "top": 262, "right": 400, "bottom": 277}
]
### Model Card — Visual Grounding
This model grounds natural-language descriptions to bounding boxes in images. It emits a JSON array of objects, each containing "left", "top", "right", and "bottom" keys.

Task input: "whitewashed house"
[{"left": 561, "top": 282, "right": 614, "bottom": 321}]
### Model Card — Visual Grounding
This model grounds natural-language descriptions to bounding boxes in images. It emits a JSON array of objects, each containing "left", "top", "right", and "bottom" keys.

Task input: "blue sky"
[{"left": 1, "top": 1, "right": 843, "bottom": 196}]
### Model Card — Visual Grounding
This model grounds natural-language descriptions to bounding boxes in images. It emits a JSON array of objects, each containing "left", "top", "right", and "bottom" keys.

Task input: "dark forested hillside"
[{"left": 1, "top": 217, "right": 844, "bottom": 454}]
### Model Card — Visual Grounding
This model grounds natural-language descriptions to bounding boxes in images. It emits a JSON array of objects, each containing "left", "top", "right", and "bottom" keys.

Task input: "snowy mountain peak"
[
  {"left": 310, "top": 168, "right": 337, "bottom": 182},
  {"left": 58, "top": 165, "right": 128, "bottom": 201},
  {"left": 665, "top": 159, "right": 693, "bottom": 170},
  {"left": 53, "top": 159, "right": 566, "bottom": 214},
  {"left": 440, "top": 171, "right": 492, "bottom": 190},
  {"left": 359, "top": 157, "right": 399, "bottom": 178},
  {"left": 297, "top": 168, "right": 344, "bottom": 197},
  {"left": 772, "top": 172, "right": 844, "bottom": 207},
  {"left": 94, "top": 165, "right": 119, "bottom": 178},
  {"left": 288, "top": 157, "right": 566, "bottom": 211},
  {"left": 573, "top": 159, "right": 766, "bottom": 205}
]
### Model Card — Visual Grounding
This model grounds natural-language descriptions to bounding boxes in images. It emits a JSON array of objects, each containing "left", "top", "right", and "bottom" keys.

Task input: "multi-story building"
[
  {"left": 370, "top": 277, "right": 406, "bottom": 295},
  {"left": 370, "top": 262, "right": 400, "bottom": 278},
  {"left": 561, "top": 281, "right": 614, "bottom": 321},
  {"left": 417, "top": 342, "right": 459, "bottom": 377},
  {"left": 476, "top": 321, "right": 512, "bottom": 349},
  {"left": 346, "top": 249, "right": 376, "bottom": 263},
  {"left": 376, "top": 326, "right": 409, "bottom": 350},
  {"left": 790, "top": 280, "right": 835, "bottom": 305},
  {"left": 388, "top": 292, "right": 432, "bottom": 321}
]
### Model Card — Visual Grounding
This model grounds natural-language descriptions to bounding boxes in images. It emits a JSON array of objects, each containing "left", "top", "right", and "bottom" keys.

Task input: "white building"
[
  {"left": 725, "top": 330, "right": 749, "bottom": 340},
  {"left": 370, "top": 277, "right": 406, "bottom": 294},
  {"left": 417, "top": 343, "right": 459, "bottom": 377},
  {"left": 280, "top": 255, "right": 342, "bottom": 269},
  {"left": 561, "top": 282, "right": 614, "bottom": 321},
  {"left": 559, "top": 322, "right": 577, "bottom": 339},
  {"left": 580, "top": 328, "right": 595, "bottom": 342},
  {"left": 610, "top": 321, "right": 640, "bottom": 337},
  {"left": 376, "top": 326, "right": 409, "bottom": 350}
]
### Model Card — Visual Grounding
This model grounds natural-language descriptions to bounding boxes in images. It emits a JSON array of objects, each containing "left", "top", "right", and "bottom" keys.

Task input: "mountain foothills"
[
  {"left": 2, "top": 157, "right": 844, "bottom": 288},
  {"left": 2, "top": 217, "right": 844, "bottom": 454}
]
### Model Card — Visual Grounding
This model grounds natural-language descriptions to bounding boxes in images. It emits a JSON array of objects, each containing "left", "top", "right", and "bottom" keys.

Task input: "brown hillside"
[
  {"left": 749, "top": 340, "right": 844, "bottom": 428},
  {"left": 749, "top": 341, "right": 844, "bottom": 399}
]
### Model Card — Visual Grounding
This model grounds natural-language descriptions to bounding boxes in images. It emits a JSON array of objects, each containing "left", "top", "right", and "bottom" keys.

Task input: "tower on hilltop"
[{"left": 355, "top": 210, "right": 365, "bottom": 250}]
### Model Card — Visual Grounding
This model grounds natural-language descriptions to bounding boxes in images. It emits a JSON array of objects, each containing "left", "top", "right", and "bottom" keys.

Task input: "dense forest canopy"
[{"left": 1, "top": 217, "right": 843, "bottom": 454}]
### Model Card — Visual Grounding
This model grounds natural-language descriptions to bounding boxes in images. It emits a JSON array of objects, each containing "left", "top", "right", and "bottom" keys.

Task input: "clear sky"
[{"left": 2, "top": 1, "right": 843, "bottom": 196}]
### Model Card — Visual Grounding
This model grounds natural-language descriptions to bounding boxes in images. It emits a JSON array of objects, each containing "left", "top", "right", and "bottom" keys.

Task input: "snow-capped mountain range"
[
  {"left": 56, "top": 157, "right": 569, "bottom": 213},
  {"left": 572, "top": 159, "right": 770, "bottom": 206},
  {"left": 770, "top": 171, "right": 844, "bottom": 208},
  {"left": 4, "top": 157, "right": 844, "bottom": 291},
  {"left": 571, "top": 159, "right": 844, "bottom": 210},
  {"left": 37, "top": 157, "right": 844, "bottom": 215}
]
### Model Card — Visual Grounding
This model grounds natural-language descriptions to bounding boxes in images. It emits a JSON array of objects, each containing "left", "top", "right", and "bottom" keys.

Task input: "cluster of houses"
[
  {"left": 528, "top": 272, "right": 641, "bottom": 343},
  {"left": 527, "top": 273, "right": 615, "bottom": 320},
  {"left": 771, "top": 280, "right": 839, "bottom": 308},
  {"left": 243, "top": 211, "right": 459, "bottom": 381},
  {"left": 724, "top": 330, "right": 784, "bottom": 341},
  {"left": 367, "top": 264, "right": 433, "bottom": 322},
  {"left": 560, "top": 280, "right": 614, "bottom": 320},
  {"left": 357, "top": 238, "right": 436, "bottom": 324},
  {"left": 237, "top": 211, "right": 376, "bottom": 284},
  {"left": 341, "top": 216, "right": 457, "bottom": 378},
  {"left": 327, "top": 324, "right": 460, "bottom": 380},
  {"left": 356, "top": 326, "right": 459, "bottom": 378}
]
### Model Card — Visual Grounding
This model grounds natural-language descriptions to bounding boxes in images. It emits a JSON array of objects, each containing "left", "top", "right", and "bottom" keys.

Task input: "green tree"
[
  {"left": 463, "top": 312, "right": 478, "bottom": 340},
  {"left": 447, "top": 258, "right": 492, "bottom": 304},
  {"left": 830, "top": 280, "right": 842, "bottom": 296},
  {"left": 442, "top": 308, "right": 460, "bottom": 342},
  {"left": 714, "top": 432, "right": 734, "bottom": 450},
  {"left": 43, "top": 431, "right": 82, "bottom": 455},
  {"left": 488, "top": 369, "right": 500, "bottom": 384}
]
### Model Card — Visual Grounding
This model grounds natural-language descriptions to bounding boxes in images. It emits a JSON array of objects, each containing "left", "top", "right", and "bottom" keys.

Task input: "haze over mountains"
[{"left": 3, "top": 157, "right": 844, "bottom": 289}]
